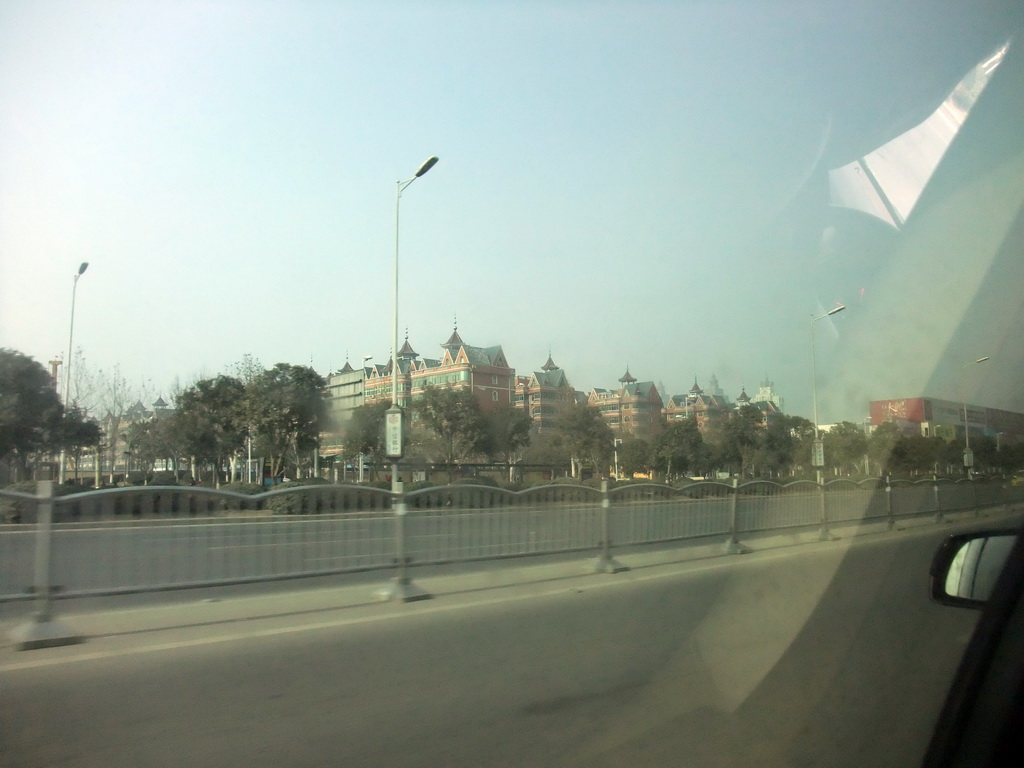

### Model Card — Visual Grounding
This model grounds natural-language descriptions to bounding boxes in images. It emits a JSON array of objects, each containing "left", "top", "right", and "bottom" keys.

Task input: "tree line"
[
  {"left": 4, "top": 347, "right": 1023, "bottom": 487},
  {"left": 1, "top": 349, "right": 327, "bottom": 486},
  {"left": 344, "top": 395, "right": 1024, "bottom": 483}
]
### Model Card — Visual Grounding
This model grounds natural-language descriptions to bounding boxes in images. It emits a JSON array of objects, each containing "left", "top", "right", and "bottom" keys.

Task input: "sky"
[{"left": 2, "top": 1, "right": 1021, "bottom": 425}]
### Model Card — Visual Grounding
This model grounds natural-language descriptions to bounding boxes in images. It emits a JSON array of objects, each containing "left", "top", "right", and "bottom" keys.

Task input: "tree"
[
  {"left": 229, "top": 354, "right": 265, "bottom": 475},
  {"left": 246, "top": 364, "right": 327, "bottom": 481},
  {"left": 652, "top": 419, "right": 707, "bottom": 480},
  {"left": 750, "top": 414, "right": 813, "bottom": 478},
  {"left": 555, "top": 402, "right": 613, "bottom": 478},
  {"left": 938, "top": 437, "right": 965, "bottom": 474},
  {"left": 80, "top": 363, "right": 150, "bottom": 484},
  {"left": 822, "top": 421, "right": 869, "bottom": 476},
  {"left": 971, "top": 435, "right": 998, "bottom": 475},
  {"left": 59, "top": 405, "right": 102, "bottom": 482},
  {"left": 868, "top": 422, "right": 903, "bottom": 476},
  {"left": 413, "top": 387, "right": 491, "bottom": 478},
  {"left": 707, "top": 406, "right": 763, "bottom": 478},
  {"left": 893, "top": 434, "right": 943, "bottom": 475},
  {"left": 520, "top": 429, "right": 572, "bottom": 478},
  {"left": 994, "top": 442, "right": 1024, "bottom": 474},
  {"left": 0, "top": 349, "right": 64, "bottom": 476},
  {"left": 617, "top": 438, "right": 652, "bottom": 479},
  {"left": 129, "top": 415, "right": 186, "bottom": 481},
  {"left": 342, "top": 401, "right": 391, "bottom": 477},
  {"left": 485, "top": 405, "right": 534, "bottom": 481},
  {"left": 173, "top": 375, "right": 247, "bottom": 485}
]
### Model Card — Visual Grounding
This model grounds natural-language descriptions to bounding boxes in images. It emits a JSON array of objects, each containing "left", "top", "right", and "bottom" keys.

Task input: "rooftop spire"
[
  {"left": 442, "top": 315, "right": 464, "bottom": 349},
  {"left": 398, "top": 328, "right": 418, "bottom": 358}
]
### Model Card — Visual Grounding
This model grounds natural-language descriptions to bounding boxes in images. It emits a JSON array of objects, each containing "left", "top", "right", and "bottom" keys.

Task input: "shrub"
[
  {"left": 217, "top": 482, "right": 264, "bottom": 512},
  {"left": 405, "top": 480, "right": 440, "bottom": 493},
  {"left": 0, "top": 480, "right": 84, "bottom": 522},
  {"left": 149, "top": 470, "right": 181, "bottom": 486},
  {"left": 220, "top": 482, "right": 264, "bottom": 495},
  {"left": 453, "top": 476, "right": 500, "bottom": 489},
  {"left": 518, "top": 477, "right": 578, "bottom": 489},
  {"left": 0, "top": 481, "right": 38, "bottom": 523},
  {"left": 266, "top": 479, "right": 332, "bottom": 514}
]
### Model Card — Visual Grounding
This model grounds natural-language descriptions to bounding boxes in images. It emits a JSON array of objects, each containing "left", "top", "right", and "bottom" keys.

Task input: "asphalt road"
[{"left": 0, "top": 518, "right": 1002, "bottom": 768}]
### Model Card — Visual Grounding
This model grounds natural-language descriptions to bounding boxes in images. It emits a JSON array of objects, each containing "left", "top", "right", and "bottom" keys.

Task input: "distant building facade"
[
  {"left": 588, "top": 368, "right": 663, "bottom": 438},
  {"left": 323, "top": 361, "right": 367, "bottom": 450},
  {"left": 870, "top": 397, "right": 1024, "bottom": 445},
  {"left": 664, "top": 379, "right": 733, "bottom": 430},
  {"left": 664, "top": 377, "right": 784, "bottom": 430},
  {"left": 750, "top": 375, "right": 784, "bottom": 410},
  {"left": 513, "top": 354, "right": 575, "bottom": 431},
  {"left": 363, "top": 326, "right": 515, "bottom": 411}
]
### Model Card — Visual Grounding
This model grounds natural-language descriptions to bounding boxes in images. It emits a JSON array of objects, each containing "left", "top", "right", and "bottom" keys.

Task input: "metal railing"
[{"left": 3, "top": 476, "right": 1023, "bottom": 602}]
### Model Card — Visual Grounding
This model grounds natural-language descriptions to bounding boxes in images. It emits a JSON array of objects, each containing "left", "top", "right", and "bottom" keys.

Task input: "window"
[{"left": 491, "top": 391, "right": 499, "bottom": 401}]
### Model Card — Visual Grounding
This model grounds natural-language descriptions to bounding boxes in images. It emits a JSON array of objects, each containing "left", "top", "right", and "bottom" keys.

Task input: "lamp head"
[{"left": 415, "top": 156, "right": 439, "bottom": 177}]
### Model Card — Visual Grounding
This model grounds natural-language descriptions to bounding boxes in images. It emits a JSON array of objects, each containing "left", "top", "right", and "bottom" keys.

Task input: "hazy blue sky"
[{"left": 2, "top": 1, "right": 1019, "bottom": 424}]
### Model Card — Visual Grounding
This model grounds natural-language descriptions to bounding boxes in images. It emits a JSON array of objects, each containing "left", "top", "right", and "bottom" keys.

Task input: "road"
[{"left": 0, "top": 518, "right": 1002, "bottom": 768}]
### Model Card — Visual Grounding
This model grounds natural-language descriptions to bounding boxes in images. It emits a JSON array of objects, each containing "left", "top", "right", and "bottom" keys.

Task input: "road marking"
[
  {"left": 0, "top": 540, "right": 867, "bottom": 673},
  {"left": 1, "top": 513, "right": 1011, "bottom": 673}
]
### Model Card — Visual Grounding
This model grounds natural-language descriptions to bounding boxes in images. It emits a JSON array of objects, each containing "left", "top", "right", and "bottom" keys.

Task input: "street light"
[
  {"left": 386, "top": 156, "right": 439, "bottom": 467},
  {"left": 377, "top": 156, "right": 438, "bottom": 604},
  {"left": 391, "top": 157, "right": 438, "bottom": 408},
  {"left": 960, "top": 356, "right": 990, "bottom": 478},
  {"left": 809, "top": 303, "right": 846, "bottom": 483},
  {"left": 58, "top": 262, "right": 89, "bottom": 484}
]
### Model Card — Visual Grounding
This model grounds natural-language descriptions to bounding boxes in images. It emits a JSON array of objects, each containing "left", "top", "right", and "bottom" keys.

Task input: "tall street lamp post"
[
  {"left": 58, "top": 262, "right": 89, "bottom": 485},
  {"left": 960, "top": 356, "right": 990, "bottom": 479},
  {"left": 378, "top": 156, "right": 438, "bottom": 604},
  {"left": 385, "top": 156, "right": 438, "bottom": 470},
  {"left": 809, "top": 304, "right": 846, "bottom": 485}
]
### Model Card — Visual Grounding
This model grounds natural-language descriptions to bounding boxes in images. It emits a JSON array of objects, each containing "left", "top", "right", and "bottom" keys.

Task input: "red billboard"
[{"left": 870, "top": 398, "right": 927, "bottom": 425}]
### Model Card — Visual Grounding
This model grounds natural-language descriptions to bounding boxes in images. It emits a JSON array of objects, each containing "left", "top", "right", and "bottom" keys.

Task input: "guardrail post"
[
  {"left": 933, "top": 474, "right": 943, "bottom": 524},
  {"left": 723, "top": 478, "right": 749, "bottom": 554},
  {"left": 818, "top": 478, "right": 835, "bottom": 541},
  {"left": 886, "top": 475, "right": 895, "bottom": 531},
  {"left": 375, "top": 480, "right": 431, "bottom": 602},
  {"left": 592, "top": 480, "right": 627, "bottom": 573},
  {"left": 10, "top": 479, "right": 84, "bottom": 651}
]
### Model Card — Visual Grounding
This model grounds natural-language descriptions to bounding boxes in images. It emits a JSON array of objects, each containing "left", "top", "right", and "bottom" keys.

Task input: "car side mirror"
[{"left": 930, "top": 532, "right": 1019, "bottom": 608}]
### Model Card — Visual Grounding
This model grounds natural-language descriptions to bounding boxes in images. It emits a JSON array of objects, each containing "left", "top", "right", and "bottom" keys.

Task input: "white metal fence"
[{"left": 2, "top": 477, "right": 1022, "bottom": 601}]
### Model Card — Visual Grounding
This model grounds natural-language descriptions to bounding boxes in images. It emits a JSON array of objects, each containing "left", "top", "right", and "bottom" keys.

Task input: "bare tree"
[{"left": 75, "top": 361, "right": 152, "bottom": 484}]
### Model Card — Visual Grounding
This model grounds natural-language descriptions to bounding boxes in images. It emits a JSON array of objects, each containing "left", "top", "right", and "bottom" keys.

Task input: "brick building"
[
  {"left": 363, "top": 326, "right": 515, "bottom": 411},
  {"left": 513, "top": 354, "right": 576, "bottom": 431},
  {"left": 588, "top": 368, "right": 663, "bottom": 438}
]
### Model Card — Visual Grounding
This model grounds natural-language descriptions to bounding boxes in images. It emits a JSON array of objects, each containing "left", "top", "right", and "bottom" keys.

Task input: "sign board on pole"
[
  {"left": 385, "top": 406, "right": 404, "bottom": 459},
  {"left": 963, "top": 448, "right": 974, "bottom": 468},
  {"left": 811, "top": 439, "right": 825, "bottom": 468}
]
